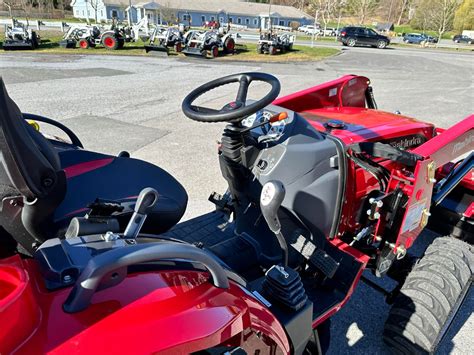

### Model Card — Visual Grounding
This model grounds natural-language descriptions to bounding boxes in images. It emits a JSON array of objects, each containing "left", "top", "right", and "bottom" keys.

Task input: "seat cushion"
[{"left": 54, "top": 149, "right": 188, "bottom": 235}]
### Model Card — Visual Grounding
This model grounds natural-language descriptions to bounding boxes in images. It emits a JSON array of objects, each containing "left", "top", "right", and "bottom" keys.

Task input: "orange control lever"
[{"left": 269, "top": 111, "right": 288, "bottom": 123}]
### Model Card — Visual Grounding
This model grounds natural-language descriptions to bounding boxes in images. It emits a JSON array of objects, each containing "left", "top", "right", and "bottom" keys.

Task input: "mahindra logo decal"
[
  {"left": 385, "top": 135, "right": 426, "bottom": 150},
  {"left": 453, "top": 134, "right": 473, "bottom": 155}
]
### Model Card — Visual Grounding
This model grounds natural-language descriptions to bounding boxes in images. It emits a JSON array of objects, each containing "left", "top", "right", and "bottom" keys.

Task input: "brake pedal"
[
  {"left": 208, "top": 191, "right": 233, "bottom": 212},
  {"left": 309, "top": 249, "right": 340, "bottom": 279}
]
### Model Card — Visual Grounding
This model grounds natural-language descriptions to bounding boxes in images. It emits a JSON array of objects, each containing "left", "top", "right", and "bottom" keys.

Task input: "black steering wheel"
[{"left": 182, "top": 72, "right": 281, "bottom": 123}]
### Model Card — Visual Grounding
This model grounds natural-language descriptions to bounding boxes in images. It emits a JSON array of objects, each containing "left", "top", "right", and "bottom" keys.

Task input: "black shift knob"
[{"left": 260, "top": 181, "right": 286, "bottom": 234}]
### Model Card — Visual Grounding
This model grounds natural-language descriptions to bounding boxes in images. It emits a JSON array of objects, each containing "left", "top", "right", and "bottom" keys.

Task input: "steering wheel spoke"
[
  {"left": 190, "top": 105, "right": 219, "bottom": 115},
  {"left": 182, "top": 72, "right": 280, "bottom": 123},
  {"left": 235, "top": 75, "right": 251, "bottom": 105}
]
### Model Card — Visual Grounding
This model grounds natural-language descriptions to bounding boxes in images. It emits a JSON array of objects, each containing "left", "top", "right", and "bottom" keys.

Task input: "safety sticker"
[{"left": 401, "top": 199, "right": 427, "bottom": 233}]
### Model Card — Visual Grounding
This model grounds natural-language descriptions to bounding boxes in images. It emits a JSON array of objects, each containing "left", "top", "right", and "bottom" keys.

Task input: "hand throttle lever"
[
  {"left": 124, "top": 187, "right": 159, "bottom": 239},
  {"left": 260, "top": 180, "right": 289, "bottom": 266}
]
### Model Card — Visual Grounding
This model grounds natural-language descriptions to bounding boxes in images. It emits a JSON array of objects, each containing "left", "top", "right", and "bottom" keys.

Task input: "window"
[
  {"left": 288, "top": 21, "right": 291, "bottom": 26},
  {"left": 183, "top": 14, "right": 190, "bottom": 21},
  {"left": 253, "top": 18, "right": 258, "bottom": 25},
  {"left": 245, "top": 18, "right": 249, "bottom": 25},
  {"left": 237, "top": 17, "right": 242, "bottom": 24},
  {"left": 210, "top": 16, "right": 215, "bottom": 21},
  {"left": 228, "top": 17, "right": 233, "bottom": 23},
  {"left": 367, "top": 29, "right": 377, "bottom": 36},
  {"left": 111, "top": 10, "right": 118, "bottom": 18},
  {"left": 201, "top": 15, "right": 206, "bottom": 22},
  {"left": 279, "top": 20, "right": 285, "bottom": 26},
  {"left": 219, "top": 17, "right": 224, "bottom": 23}
]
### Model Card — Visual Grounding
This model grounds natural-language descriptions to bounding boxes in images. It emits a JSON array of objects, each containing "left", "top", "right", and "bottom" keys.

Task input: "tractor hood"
[
  {"left": 298, "top": 107, "right": 436, "bottom": 147},
  {"left": 272, "top": 75, "right": 436, "bottom": 149}
]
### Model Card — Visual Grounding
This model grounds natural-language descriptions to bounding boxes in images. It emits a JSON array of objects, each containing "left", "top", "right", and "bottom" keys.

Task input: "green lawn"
[
  {"left": 0, "top": 34, "right": 176, "bottom": 57},
  {"left": 0, "top": 32, "right": 339, "bottom": 61},
  {"left": 220, "top": 43, "right": 339, "bottom": 62}
]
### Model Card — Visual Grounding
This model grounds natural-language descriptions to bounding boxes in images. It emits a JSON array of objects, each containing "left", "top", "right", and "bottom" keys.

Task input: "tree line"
[
  {"left": 2, "top": 0, "right": 473, "bottom": 38},
  {"left": 253, "top": 0, "right": 473, "bottom": 37}
]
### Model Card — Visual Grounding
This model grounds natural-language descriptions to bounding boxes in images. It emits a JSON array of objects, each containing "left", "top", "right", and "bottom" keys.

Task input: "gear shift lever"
[
  {"left": 260, "top": 180, "right": 288, "bottom": 266},
  {"left": 124, "top": 188, "right": 159, "bottom": 239}
]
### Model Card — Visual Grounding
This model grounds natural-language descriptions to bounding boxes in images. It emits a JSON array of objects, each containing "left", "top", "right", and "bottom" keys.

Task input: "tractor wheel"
[
  {"left": 223, "top": 37, "right": 235, "bottom": 54},
  {"left": 269, "top": 45, "right": 276, "bottom": 55},
  {"left": 455, "top": 39, "right": 460, "bottom": 43},
  {"left": 174, "top": 42, "right": 182, "bottom": 52},
  {"left": 79, "top": 39, "right": 90, "bottom": 49},
  {"left": 383, "top": 237, "right": 473, "bottom": 354},
  {"left": 117, "top": 39, "right": 125, "bottom": 49},
  {"left": 347, "top": 38, "right": 356, "bottom": 47},
  {"left": 102, "top": 35, "right": 119, "bottom": 50},
  {"left": 211, "top": 45, "right": 219, "bottom": 58},
  {"left": 257, "top": 44, "right": 263, "bottom": 54}
]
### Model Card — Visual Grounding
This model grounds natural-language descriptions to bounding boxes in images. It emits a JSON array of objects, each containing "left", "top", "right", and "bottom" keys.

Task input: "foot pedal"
[
  {"left": 262, "top": 265, "right": 308, "bottom": 312},
  {"left": 309, "top": 249, "right": 340, "bottom": 279},
  {"left": 208, "top": 191, "right": 232, "bottom": 212}
]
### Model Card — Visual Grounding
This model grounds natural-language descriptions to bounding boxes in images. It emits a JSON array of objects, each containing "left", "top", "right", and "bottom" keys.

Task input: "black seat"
[
  {"left": 54, "top": 149, "right": 188, "bottom": 234},
  {"left": 0, "top": 77, "right": 187, "bottom": 253}
]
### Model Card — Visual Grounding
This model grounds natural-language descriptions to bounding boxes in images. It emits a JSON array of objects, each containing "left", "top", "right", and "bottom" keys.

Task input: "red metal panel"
[
  {"left": 412, "top": 115, "right": 473, "bottom": 165},
  {"left": 0, "top": 257, "right": 290, "bottom": 354},
  {"left": 273, "top": 75, "right": 363, "bottom": 112}
]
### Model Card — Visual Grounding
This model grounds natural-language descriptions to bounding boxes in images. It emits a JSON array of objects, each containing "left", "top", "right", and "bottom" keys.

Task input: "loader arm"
[{"left": 376, "top": 115, "right": 473, "bottom": 251}]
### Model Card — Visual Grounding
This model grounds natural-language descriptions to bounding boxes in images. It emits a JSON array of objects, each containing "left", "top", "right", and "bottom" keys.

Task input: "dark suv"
[
  {"left": 453, "top": 35, "right": 473, "bottom": 44},
  {"left": 338, "top": 26, "right": 390, "bottom": 49}
]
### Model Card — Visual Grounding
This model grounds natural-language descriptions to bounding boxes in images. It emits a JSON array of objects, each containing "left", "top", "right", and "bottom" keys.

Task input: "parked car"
[
  {"left": 453, "top": 34, "right": 473, "bottom": 44},
  {"left": 403, "top": 33, "right": 438, "bottom": 44},
  {"left": 319, "top": 27, "right": 337, "bottom": 36},
  {"left": 338, "top": 26, "right": 390, "bottom": 49},
  {"left": 299, "top": 25, "right": 319, "bottom": 35}
]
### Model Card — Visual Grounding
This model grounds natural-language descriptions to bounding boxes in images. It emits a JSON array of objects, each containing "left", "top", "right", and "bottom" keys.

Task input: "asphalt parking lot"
[{"left": 0, "top": 47, "right": 472, "bottom": 354}]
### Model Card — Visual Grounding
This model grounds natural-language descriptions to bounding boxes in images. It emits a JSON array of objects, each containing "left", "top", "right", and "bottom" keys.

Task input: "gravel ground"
[{"left": 0, "top": 46, "right": 472, "bottom": 354}]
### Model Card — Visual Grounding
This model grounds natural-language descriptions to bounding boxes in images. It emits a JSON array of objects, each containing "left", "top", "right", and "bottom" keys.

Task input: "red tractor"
[{"left": 0, "top": 73, "right": 472, "bottom": 354}]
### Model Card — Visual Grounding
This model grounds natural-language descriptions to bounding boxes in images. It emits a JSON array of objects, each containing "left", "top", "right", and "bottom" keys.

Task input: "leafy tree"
[
  {"left": 453, "top": 0, "right": 474, "bottom": 30},
  {"left": 411, "top": 0, "right": 462, "bottom": 39}
]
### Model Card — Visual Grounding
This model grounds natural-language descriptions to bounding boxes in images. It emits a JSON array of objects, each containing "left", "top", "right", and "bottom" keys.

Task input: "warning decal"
[{"left": 401, "top": 199, "right": 427, "bottom": 233}]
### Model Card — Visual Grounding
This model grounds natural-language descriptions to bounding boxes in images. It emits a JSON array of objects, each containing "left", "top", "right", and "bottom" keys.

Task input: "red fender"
[{"left": 0, "top": 256, "right": 290, "bottom": 354}]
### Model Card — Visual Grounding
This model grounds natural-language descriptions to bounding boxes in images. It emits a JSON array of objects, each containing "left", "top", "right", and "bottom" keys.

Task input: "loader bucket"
[
  {"left": 182, "top": 47, "right": 205, "bottom": 57},
  {"left": 2, "top": 40, "right": 35, "bottom": 51},
  {"left": 144, "top": 44, "right": 170, "bottom": 56},
  {"left": 59, "top": 39, "right": 77, "bottom": 49}
]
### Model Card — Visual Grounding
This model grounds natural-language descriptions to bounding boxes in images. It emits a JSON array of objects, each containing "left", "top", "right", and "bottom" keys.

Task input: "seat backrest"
[{"left": 0, "top": 77, "right": 62, "bottom": 201}]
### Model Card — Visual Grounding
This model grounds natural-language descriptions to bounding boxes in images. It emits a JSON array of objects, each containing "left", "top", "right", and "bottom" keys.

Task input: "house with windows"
[{"left": 70, "top": 0, "right": 312, "bottom": 30}]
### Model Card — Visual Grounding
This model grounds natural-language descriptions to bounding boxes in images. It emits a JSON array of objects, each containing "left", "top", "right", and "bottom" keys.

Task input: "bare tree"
[
  {"left": 347, "top": 0, "right": 380, "bottom": 24},
  {"left": 413, "top": 0, "right": 462, "bottom": 40},
  {"left": 396, "top": 0, "right": 411, "bottom": 25},
  {"left": 88, "top": 0, "right": 103, "bottom": 23}
]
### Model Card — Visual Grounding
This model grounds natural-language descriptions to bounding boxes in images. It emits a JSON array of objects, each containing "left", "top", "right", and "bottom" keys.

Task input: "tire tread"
[{"left": 383, "top": 237, "right": 473, "bottom": 353}]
